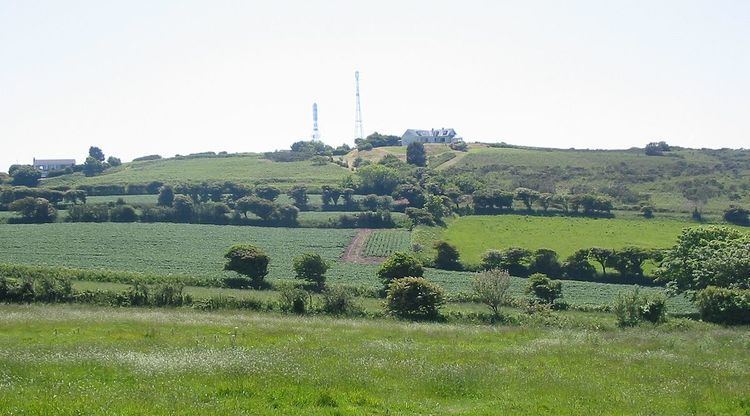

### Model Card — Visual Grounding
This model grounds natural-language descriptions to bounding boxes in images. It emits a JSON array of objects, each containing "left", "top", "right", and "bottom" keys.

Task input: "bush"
[
  {"left": 293, "top": 253, "right": 329, "bottom": 290},
  {"left": 471, "top": 269, "right": 511, "bottom": 316},
  {"left": 529, "top": 248, "right": 561, "bottom": 277},
  {"left": 279, "top": 286, "right": 308, "bottom": 314},
  {"left": 482, "top": 247, "right": 531, "bottom": 277},
  {"left": 321, "top": 286, "right": 361, "bottom": 316},
  {"left": 723, "top": 206, "right": 749, "bottom": 226},
  {"left": 694, "top": 286, "right": 750, "bottom": 325},
  {"left": 612, "top": 287, "right": 667, "bottom": 326},
  {"left": 385, "top": 277, "right": 445, "bottom": 320},
  {"left": 377, "top": 252, "right": 424, "bottom": 289},
  {"left": 110, "top": 205, "right": 138, "bottom": 222},
  {"left": 158, "top": 185, "right": 175, "bottom": 207},
  {"left": 10, "top": 197, "right": 57, "bottom": 223},
  {"left": 222, "top": 276, "right": 253, "bottom": 289},
  {"left": 480, "top": 250, "right": 503, "bottom": 270},
  {"left": 223, "top": 244, "right": 270, "bottom": 287},
  {"left": 525, "top": 273, "right": 562, "bottom": 304},
  {"left": 433, "top": 241, "right": 462, "bottom": 270},
  {"left": 562, "top": 249, "right": 596, "bottom": 280}
]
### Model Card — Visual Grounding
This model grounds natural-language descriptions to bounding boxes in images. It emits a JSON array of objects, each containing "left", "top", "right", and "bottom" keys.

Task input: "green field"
[
  {"left": 0, "top": 223, "right": 696, "bottom": 311},
  {"left": 0, "top": 304, "right": 747, "bottom": 415},
  {"left": 363, "top": 230, "right": 412, "bottom": 257},
  {"left": 414, "top": 215, "right": 724, "bottom": 266},
  {"left": 42, "top": 154, "right": 350, "bottom": 189}
]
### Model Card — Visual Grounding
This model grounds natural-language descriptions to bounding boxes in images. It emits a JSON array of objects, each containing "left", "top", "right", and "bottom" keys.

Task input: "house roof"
[
  {"left": 402, "top": 128, "right": 457, "bottom": 138},
  {"left": 33, "top": 158, "right": 76, "bottom": 165}
]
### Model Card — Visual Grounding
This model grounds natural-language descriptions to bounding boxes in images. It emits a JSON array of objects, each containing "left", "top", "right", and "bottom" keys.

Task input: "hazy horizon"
[{"left": 2, "top": 0, "right": 749, "bottom": 172}]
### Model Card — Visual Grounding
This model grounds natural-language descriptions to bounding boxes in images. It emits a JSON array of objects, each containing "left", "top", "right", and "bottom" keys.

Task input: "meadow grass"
[
  {"left": 413, "top": 215, "right": 739, "bottom": 266},
  {"left": 42, "top": 154, "right": 350, "bottom": 189},
  {"left": 0, "top": 304, "right": 746, "bottom": 415}
]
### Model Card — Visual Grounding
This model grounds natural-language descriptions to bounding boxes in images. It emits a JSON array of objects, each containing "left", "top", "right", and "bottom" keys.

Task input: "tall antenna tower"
[
  {"left": 354, "top": 70, "right": 364, "bottom": 140},
  {"left": 311, "top": 102, "right": 320, "bottom": 141}
]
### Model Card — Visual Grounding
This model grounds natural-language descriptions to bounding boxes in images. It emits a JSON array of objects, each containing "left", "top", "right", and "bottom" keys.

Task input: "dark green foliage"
[
  {"left": 10, "top": 197, "right": 57, "bottom": 223},
  {"left": 270, "top": 204, "right": 299, "bottom": 227},
  {"left": 608, "top": 247, "right": 654, "bottom": 278},
  {"left": 525, "top": 273, "right": 563, "bottom": 304},
  {"left": 655, "top": 226, "right": 750, "bottom": 291},
  {"left": 641, "top": 205, "right": 654, "bottom": 218},
  {"left": 644, "top": 141, "right": 670, "bottom": 156},
  {"left": 107, "top": 156, "right": 122, "bottom": 167},
  {"left": 433, "top": 241, "right": 461, "bottom": 270},
  {"left": 562, "top": 249, "right": 596, "bottom": 280},
  {"left": 194, "top": 202, "right": 231, "bottom": 224},
  {"left": 172, "top": 195, "right": 194, "bottom": 222},
  {"left": 386, "top": 277, "right": 445, "bottom": 320},
  {"left": 63, "top": 190, "right": 87, "bottom": 204},
  {"left": 393, "top": 184, "right": 426, "bottom": 208},
  {"left": 480, "top": 247, "right": 531, "bottom": 277},
  {"left": 89, "top": 146, "right": 105, "bottom": 162},
  {"left": 695, "top": 286, "right": 750, "bottom": 325},
  {"left": 254, "top": 185, "right": 281, "bottom": 201},
  {"left": 405, "top": 207, "right": 435, "bottom": 226},
  {"left": 514, "top": 187, "right": 541, "bottom": 210},
  {"left": 158, "top": 185, "right": 175, "bottom": 207},
  {"left": 424, "top": 194, "right": 449, "bottom": 222},
  {"left": 377, "top": 252, "right": 424, "bottom": 288},
  {"left": 67, "top": 204, "right": 110, "bottom": 222},
  {"left": 356, "top": 165, "right": 401, "bottom": 195},
  {"left": 0, "top": 275, "right": 72, "bottom": 303},
  {"left": 588, "top": 247, "right": 615, "bottom": 276},
  {"left": 320, "top": 186, "right": 341, "bottom": 206},
  {"left": 83, "top": 156, "right": 105, "bottom": 177},
  {"left": 223, "top": 244, "right": 270, "bottom": 286},
  {"left": 287, "top": 186, "right": 309, "bottom": 209},
  {"left": 406, "top": 142, "right": 427, "bottom": 167},
  {"left": 321, "top": 286, "right": 361, "bottom": 316},
  {"left": 472, "top": 189, "right": 514, "bottom": 212},
  {"left": 10, "top": 166, "right": 41, "bottom": 187},
  {"left": 293, "top": 253, "right": 329, "bottom": 290},
  {"left": 110, "top": 205, "right": 138, "bottom": 222},
  {"left": 356, "top": 132, "right": 401, "bottom": 149},
  {"left": 236, "top": 196, "right": 275, "bottom": 220},
  {"left": 612, "top": 287, "right": 667, "bottom": 326},
  {"left": 279, "top": 286, "right": 308, "bottom": 314},
  {"left": 530, "top": 249, "right": 562, "bottom": 277},
  {"left": 222, "top": 276, "right": 253, "bottom": 289},
  {"left": 723, "top": 206, "right": 749, "bottom": 226},
  {"left": 449, "top": 141, "right": 468, "bottom": 151}
]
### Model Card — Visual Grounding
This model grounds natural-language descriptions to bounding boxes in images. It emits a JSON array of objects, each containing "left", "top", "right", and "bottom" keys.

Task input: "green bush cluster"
[{"left": 612, "top": 287, "right": 667, "bottom": 326}]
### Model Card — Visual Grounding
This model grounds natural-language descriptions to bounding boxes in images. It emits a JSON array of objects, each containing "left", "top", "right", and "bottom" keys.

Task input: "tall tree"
[
  {"left": 406, "top": 142, "right": 427, "bottom": 167},
  {"left": 89, "top": 146, "right": 105, "bottom": 162}
]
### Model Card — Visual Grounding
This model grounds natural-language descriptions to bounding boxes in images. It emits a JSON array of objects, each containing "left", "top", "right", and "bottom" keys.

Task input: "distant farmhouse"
[
  {"left": 33, "top": 158, "right": 76, "bottom": 177},
  {"left": 401, "top": 128, "right": 460, "bottom": 146}
]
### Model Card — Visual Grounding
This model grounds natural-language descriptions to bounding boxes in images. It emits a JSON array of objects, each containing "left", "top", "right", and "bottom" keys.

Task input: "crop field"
[
  {"left": 413, "top": 215, "right": 727, "bottom": 267},
  {"left": 0, "top": 305, "right": 747, "bottom": 415},
  {"left": 362, "top": 230, "right": 412, "bottom": 257},
  {"left": 42, "top": 154, "right": 350, "bottom": 189},
  {"left": 0, "top": 223, "right": 696, "bottom": 312}
]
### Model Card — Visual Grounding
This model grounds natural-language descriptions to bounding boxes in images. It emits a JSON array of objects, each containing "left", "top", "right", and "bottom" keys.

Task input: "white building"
[
  {"left": 33, "top": 158, "right": 76, "bottom": 177},
  {"left": 401, "top": 128, "right": 460, "bottom": 146}
]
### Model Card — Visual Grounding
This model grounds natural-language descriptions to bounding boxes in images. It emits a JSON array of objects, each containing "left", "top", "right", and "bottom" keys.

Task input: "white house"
[
  {"left": 401, "top": 128, "right": 460, "bottom": 146},
  {"left": 33, "top": 158, "right": 76, "bottom": 177}
]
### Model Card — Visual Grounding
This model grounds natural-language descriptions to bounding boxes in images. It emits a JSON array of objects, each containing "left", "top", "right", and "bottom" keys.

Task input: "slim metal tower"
[
  {"left": 312, "top": 102, "right": 320, "bottom": 141},
  {"left": 354, "top": 70, "right": 364, "bottom": 140}
]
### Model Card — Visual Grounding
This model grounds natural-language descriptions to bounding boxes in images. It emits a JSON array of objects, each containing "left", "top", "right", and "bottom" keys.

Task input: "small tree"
[
  {"left": 157, "top": 185, "right": 175, "bottom": 207},
  {"left": 386, "top": 277, "right": 445, "bottom": 320},
  {"left": 172, "top": 195, "right": 194, "bottom": 222},
  {"left": 525, "top": 273, "right": 562, "bottom": 304},
  {"left": 588, "top": 248, "right": 615, "bottom": 276},
  {"left": 88, "top": 146, "right": 105, "bottom": 161},
  {"left": 433, "top": 241, "right": 461, "bottom": 270},
  {"left": 287, "top": 186, "right": 308, "bottom": 209},
  {"left": 82, "top": 156, "right": 104, "bottom": 177},
  {"left": 293, "top": 253, "right": 329, "bottom": 291},
  {"left": 107, "top": 156, "right": 122, "bottom": 167},
  {"left": 529, "top": 248, "right": 561, "bottom": 277},
  {"left": 561, "top": 249, "right": 596, "bottom": 279},
  {"left": 514, "top": 188, "right": 541, "bottom": 211},
  {"left": 223, "top": 244, "right": 270, "bottom": 287},
  {"left": 10, "top": 197, "right": 57, "bottom": 223},
  {"left": 424, "top": 194, "right": 449, "bottom": 222},
  {"left": 723, "top": 206, "right": 749, "bottom": 226},
  {"left": 10, "top": 166, "right": 42, "bottom": 187},
  {"left": 612, "top": 287, "right": 667, "bottom": 326},
  {"left": 406, "top": 142, "right": 427, "bottom": 167},
  {"left": 377, "top": 252, "right": 424, "bottom": 290},
  {"left": 640, "top": 205, "right": 654, "bottom": 219},
  {"left": 472, "top": 269, "right": 511, "bottom": 316},
  {"left": 235, "top": 196, "right": 275, "bottom": 221},
  {"left": 255, "top": 185, "right": 281, "bottom": 201}
]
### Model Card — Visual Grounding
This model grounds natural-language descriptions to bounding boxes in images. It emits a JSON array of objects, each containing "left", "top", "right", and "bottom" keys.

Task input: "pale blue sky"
[{"left": 2, "top": 0, "right": 748, "bottom": 171}]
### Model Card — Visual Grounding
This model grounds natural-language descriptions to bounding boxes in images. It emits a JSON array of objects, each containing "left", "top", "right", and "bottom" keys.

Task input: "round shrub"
[
  {"left": 223, "top": 244, "right": 270, "bottom": 286},
  {"left": 612, "top": 287, "right": 667, "bottom": 326},
  {"left": 385, "top": 277, "right": 445, "bottom": 321},
  {"left": 525, "top": 273, "right": 562, "bottom": 304},
  {"left": 433, "top": 241, "right": 462, "bottom": 270},
  {"left": 321, "top": 286, "right": 361, "bottom": 316},
  {"left": 695, "top": 286, "right": 750, "bottom": 325},
  {"left": 293, "top": 253, "right": 329, "bottom": 290},
  {"left": 377, "top": 252, "right": 424, "bottom": 288}
]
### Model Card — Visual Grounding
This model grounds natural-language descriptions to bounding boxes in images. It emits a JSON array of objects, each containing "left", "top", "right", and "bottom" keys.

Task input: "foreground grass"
[{"left": 0, "top": 304, "right": 747, "bottom": 415}]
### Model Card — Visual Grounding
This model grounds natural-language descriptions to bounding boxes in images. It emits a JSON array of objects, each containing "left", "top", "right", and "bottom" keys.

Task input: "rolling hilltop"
[{"left": 41, "top": 143, "right": 750, "bottom": 214}]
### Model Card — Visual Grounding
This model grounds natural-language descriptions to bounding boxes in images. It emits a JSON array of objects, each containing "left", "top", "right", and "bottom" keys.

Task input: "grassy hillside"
[
  {"left": 1, "top": 305, "right": 747, "bottom": 414},
  {"left": 42, "top": 154, "right": 350, "bottom": 189},
  {"left": 413, "top": 215, "right": 743, "bottom": 267},
  {"left": 357, "top": 144, "right": 750, "bottom": 213}
]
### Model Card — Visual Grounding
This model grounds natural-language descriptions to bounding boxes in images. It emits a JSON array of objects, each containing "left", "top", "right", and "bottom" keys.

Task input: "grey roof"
[
  {"left": 33, "top": 158, "right": 76, "bottom": 164},
  {"left": 402, "top": 128, "right": 457, "bottom": 138}
]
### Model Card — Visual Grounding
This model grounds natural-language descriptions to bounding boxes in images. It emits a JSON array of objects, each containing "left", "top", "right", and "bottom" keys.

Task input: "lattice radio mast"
[
  {"left": 311, "top": 102, "right": 321, "bottom": 141},
  {"left": 354, "top": 70, "right": 364, "bottom": 140}
]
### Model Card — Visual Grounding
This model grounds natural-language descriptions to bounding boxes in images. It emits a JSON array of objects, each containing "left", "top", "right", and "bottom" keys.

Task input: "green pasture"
[{"left": 0, "top": 304, "right": 747, "bottom": 415}]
